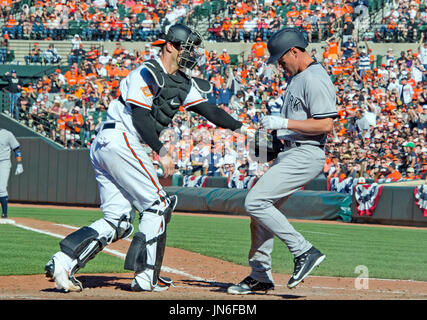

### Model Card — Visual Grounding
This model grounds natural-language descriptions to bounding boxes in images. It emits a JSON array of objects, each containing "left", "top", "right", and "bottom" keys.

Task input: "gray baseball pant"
[
  {"left": 244, "top": 144, "right": 325, "bottom": 284},
  {"left": 0, "top": 160, "right": 11, "bottom": 197}
]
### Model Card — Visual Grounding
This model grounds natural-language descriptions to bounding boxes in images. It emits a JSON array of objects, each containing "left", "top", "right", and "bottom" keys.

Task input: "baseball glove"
[{"left": 253, "top": 130, "right": 284, "bottom": 162}]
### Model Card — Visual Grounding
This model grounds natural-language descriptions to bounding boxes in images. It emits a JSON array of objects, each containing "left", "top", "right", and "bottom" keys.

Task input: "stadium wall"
[
  {"left": 100, "top": 41, "right": 422, "bottom": 62},
  {"left": 7, "top": 40, "right": 421, "bottom": 67},
  {"left": 3, "top": 114, "right": 425, "bottom": 226}
]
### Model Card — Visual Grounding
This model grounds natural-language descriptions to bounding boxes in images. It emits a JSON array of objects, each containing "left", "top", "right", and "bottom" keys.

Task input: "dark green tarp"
[{"left": 164, "top": 186, "right": 353, "bottom": 222}]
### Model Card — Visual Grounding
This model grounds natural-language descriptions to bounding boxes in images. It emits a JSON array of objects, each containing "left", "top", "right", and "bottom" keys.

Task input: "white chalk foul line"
[{"left": 11, "top": 221, "right": 209, "bottom": 282}]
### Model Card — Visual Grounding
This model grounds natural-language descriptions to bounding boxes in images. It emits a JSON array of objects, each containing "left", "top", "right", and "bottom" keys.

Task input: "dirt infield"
[{"left": 1, "top": 214, "right": 427, "bottom": 301}]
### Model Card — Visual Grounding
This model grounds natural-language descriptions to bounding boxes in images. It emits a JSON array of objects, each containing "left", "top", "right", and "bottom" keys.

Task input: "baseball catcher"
[{"left": 44, "top": 24, "right": 251, "bottom": 293}]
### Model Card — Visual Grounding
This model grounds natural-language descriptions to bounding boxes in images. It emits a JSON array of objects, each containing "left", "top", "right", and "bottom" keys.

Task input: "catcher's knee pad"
[
  {"left": 104, "top": 211, "right": 135, "bottom": 242},
  {"left": 142, "top": 194, "right": 178, "bottom": 224}
]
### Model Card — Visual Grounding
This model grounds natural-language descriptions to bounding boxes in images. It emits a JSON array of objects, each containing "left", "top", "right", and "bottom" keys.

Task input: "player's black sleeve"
[
  {"left": 187, "top": 102, "right": 243, "bottom": 131},
  {"left": 131, "top": 105, "right": 164, "bottom": 155}
]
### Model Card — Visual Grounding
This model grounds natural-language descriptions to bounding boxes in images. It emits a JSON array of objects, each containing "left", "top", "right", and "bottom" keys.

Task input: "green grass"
[
  {"left": 0, "top": 225, "right": 124, "bottom": 275},
  {"left": 3, "top": 206, "right": 427, "bottom": 281}
]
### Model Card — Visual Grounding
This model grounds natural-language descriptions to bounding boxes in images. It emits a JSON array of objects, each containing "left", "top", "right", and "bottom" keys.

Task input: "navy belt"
[
  {"left": 281, "top": 140, "right": 324, "bottom": 149},
  {"left": 103, "top": 122, "right": 116, "bottom": 130},
  {"left": 281, "top": 140, "right": 301, "bottom": 148}
]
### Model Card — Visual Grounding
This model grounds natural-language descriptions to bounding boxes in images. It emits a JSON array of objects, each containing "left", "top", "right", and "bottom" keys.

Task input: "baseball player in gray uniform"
[
  {"left": 0, "top": 128, "right": 24, "bottom": 218},
  {"left": 228, "top": 28, "right": 338, "bottom": 294}
]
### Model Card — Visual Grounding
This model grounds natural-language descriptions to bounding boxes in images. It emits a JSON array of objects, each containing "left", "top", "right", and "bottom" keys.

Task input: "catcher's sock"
[{"left": 0, "top": 196, "right": 7, "bottom": 216}]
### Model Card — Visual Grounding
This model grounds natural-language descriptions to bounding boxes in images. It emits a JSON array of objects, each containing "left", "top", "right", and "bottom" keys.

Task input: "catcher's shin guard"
[
  {"left": 59, "top": 214, "right": 134, "bottom": 289},
  {"left": 125, "top": 195, "right": 177, "bottom": 286},
  {"left": 59, "top": 226, "right": 106, "bottom": 290}
]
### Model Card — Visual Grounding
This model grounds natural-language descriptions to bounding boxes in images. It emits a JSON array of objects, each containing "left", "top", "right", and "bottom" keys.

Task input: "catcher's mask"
[{"left": 152, "top": 24, "right": 204, "bottom": 70}]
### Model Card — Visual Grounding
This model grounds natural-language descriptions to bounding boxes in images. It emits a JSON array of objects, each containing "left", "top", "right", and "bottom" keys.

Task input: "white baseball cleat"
[
  {"left": 131, "top": 275, "right": 174, "bottom": 292},
  {"left": 45, "top": 258, "right": 82, "bottom": 292}
]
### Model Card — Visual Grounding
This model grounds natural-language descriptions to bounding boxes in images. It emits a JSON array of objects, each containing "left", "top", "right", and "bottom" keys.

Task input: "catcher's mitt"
[{"left": 253, "top": 130, "right": 284, "bottom": 162}]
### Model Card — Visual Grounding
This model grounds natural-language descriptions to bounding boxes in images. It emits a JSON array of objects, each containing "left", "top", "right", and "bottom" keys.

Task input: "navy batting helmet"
[{"left": 267, "top": 28, "right": 308, "bottom": 64}]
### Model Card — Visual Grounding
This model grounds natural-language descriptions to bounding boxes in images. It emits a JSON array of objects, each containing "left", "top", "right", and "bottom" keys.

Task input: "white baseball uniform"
[
  {"left": 52, "top": 58, "right": 208, "bottom": 287},
  {"left": 90, "top": 58, "right": 207, "bottom": 284}
]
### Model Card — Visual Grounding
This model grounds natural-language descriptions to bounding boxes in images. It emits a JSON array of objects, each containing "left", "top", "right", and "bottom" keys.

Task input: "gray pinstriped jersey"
[
  {"left": 277, "top": 63, "right": 338, "bottom": 146},
  {"left": 0, "top": 129, "right": 20, "bottom": 161}
]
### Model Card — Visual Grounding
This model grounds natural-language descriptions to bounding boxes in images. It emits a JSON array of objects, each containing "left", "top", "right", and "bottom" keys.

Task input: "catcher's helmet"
[
  {"left": 267, "top": 28, "right": 308, "bottom": 64},
  {"left": 152, "top": 24, "right": 203, "bottom": 70}
]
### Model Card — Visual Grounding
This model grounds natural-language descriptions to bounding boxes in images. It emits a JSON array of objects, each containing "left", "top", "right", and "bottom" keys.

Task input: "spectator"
[
  {"left": 240, "top": 15, "right": 257, "bottom": 42},
  {"left": 2, "top": 70, "right": 23, "bottom": 120},
  {"left": 401, "top": 77, "right": 415, "bottom": 105},
  {"left": 216, "top": 82, "right": 233, "bottom": 106},
  {"left": 42, "top": 44, "right": 61, "bottom": 64},
  {"left": 24, "top": 42, "right": 42, "bottom": 65},
  {"left": 217, "top": 48, "right": 231, "bottom": 75},
  {"left": 32, "top": 17, "right": 47, "bottom": 39},
  {"left": 71, "top": 34, "right": 82, "bottom": 50},
  {"left": 386, "top": 162, "right": 402, "bottom": 181},
  {"left": 68, "top": 43, "right": 86, "bottom": 66},
  {"left": 251, "top": 37, "right": 267, "bottom": 59},
  {"left": 0, "top": 39, "right": 8, "bottom": 64},
  {"left": 99, "top": 49, "right": 112, "bottom": 65},
  {"left": 267, "top": 91, "right": 283, "bottom": 116}
]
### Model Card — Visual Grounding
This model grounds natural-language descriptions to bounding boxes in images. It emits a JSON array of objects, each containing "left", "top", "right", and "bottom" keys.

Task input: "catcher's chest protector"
[{"left": 144, "top": 59, "right": 192, "bottom": 135}]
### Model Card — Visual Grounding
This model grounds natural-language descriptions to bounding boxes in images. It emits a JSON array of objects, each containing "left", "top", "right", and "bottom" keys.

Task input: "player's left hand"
[
  {"left": 15, "top": 163, "right": 24, "bottom": 175},
  {"left": 261, "top": 116, "right": 289, "bottom": 130}
]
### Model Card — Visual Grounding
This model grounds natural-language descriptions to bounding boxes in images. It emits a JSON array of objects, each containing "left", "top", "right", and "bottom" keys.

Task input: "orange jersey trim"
[
  {"left": 183, "top": 98, "right": 207, "bottom": 108},
  {"left": 126, "top": 99, "right": 152, "bottom": 109},
  {"left": 122, "top": 132, "right": 160, "bottom": 193}
]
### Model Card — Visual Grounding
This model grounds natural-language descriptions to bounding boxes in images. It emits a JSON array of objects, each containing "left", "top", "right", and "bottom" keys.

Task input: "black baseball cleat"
[
  {"left": 287, "top": 246, "right": 325, "bottom": 289},
  {"left": 1, "top": 214, "right": 7, "bottom": 219},
  {"left": 227, "top": 276, "right": 274, "bottom": 295}
]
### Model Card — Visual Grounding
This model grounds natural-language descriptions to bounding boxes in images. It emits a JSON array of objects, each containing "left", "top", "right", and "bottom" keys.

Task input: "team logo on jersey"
[
  {"left": 287, "top": 94, "right": 302, "bottom": 112},
  {"left": 141, "top": 86, "right": 153, "bottom": 97}
]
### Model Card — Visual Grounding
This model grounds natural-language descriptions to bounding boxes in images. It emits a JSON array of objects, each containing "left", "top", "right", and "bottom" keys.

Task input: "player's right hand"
[
  {"left": 260, "top": 116, "right": 289, "bottom": 130},
  {"left": 160, "top": 154, "right": 175, "bottom": 177}
]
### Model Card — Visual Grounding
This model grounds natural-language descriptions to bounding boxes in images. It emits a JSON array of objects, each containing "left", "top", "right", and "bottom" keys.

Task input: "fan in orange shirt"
[
  {"left": 210, "top": 73, "right": 224, "bottom": 90},
  {"left": 235, "top": 2, "right": 246, "bottom": 17},
  {"left": 300, "top": 5, "right": 312, "bottom": 18},
  {"left": 331, "top": 62, "right": 343, "bottom": 76},
  {"left": 64, "top": 69, "right": 81, "bottom": 87},
  {"left": 337, "top": 106, "right": 348, "bottom": 125},
  {"left": 326, "top": 36, "right": 339, "bottom": 60},
  {"left": 286, "top": 6, "right": 299, "bottom": 19},
  {"left": 251, "top": 38, "right": 267, "bottom": 58},
  {"left": 218, "top": 49, "right": 231, "bottom": 64},
  {"left": 386, "top": 163, "right": 402, "bottom": 181},
  {"left": 112, "top": 42, "right": 125, "bottom": 57},
  {"left": 332, "top": 4, "right": 346, "bottom": 18},
  {"left": 0, "top": 0, "right": 12, "bottom": 7},
  {"left": 218, "top": 48, "right": 231, "bottom": 73}
]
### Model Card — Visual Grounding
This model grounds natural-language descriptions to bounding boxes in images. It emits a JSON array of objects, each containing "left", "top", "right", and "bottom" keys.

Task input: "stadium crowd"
[
  {"left": 1, "top": 0, "right": 426, "bottom": 184},
  {"left": 0, "top": 0, "right": 425, "bottom": 43}
]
